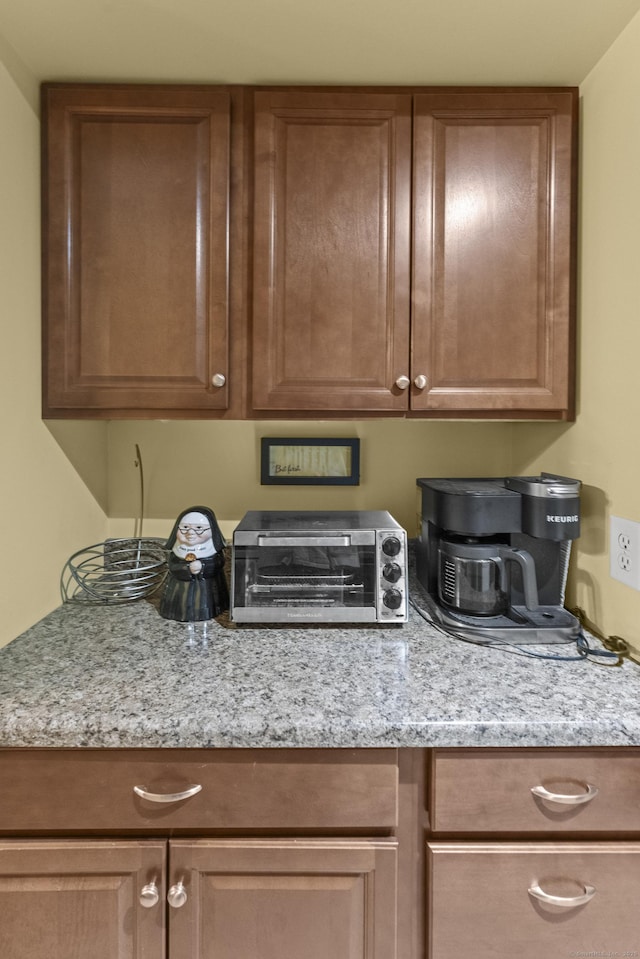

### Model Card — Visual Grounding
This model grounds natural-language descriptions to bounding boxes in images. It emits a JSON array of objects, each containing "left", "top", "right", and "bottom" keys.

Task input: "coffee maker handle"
[{"left": 503, "top": 548, "right": 539, "bottom": 611}]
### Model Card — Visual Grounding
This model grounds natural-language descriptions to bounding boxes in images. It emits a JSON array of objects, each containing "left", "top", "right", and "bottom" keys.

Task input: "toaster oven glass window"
[{"left": 233, "top": 541, "right": 375, "bottom": 610}]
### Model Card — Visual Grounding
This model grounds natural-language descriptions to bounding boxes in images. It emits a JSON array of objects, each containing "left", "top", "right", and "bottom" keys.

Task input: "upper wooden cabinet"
[
  {"left": 41, "top": 84, "right": 577, "bottom": 419},
  {"left": 411, "top": 90, "right": 577, "bottom": 417},
  {"left": 251, "top": 87, "right": 577, "bottom": 418},
  {"left": 42, "top": 84, "right": 234, "bottom": 417},
  {"left": 251, "top": 91, "right": 412, "bottom": 412}
]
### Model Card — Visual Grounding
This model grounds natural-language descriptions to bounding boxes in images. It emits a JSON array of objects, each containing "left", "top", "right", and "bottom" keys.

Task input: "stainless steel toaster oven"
[{"left": 231, "top": 510, "right": 408, "bottom": 624}]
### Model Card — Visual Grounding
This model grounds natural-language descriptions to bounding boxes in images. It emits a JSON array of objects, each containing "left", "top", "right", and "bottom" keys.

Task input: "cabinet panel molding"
[
  {"left": 42, "top": 84, "right": 232, "bottom": 414},
  {"left": 427, "top": 841, "right": 640, "bottom": 959},
  {"left": 0, "top": 840, "right": 165, "bottom": 959},
  {"left": 252, "top": 90, "right": 412, "bottom": 411},
  {"left": 412, "top": 89, "right": 577, "bottom": 416},
  {"left": 169, "top": 839, "right": 398, "bottom": 959}
]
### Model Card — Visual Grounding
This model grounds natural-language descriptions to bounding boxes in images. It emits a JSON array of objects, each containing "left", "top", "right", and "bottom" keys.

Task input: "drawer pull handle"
[
  {"left": 528, "top": 882, "right": 596, "bottom": 908},
  {"left": 139, "top": 880, "right": 160, "bottom": 908},
  {"left": 531, "top": 783, "right": 598, "bottom": 805},
  {"left": 168, "top": 880, "right": 188, "bottom": 909},
  {"left": 133, "top": 783, "right": 203, "bottom": 803}
]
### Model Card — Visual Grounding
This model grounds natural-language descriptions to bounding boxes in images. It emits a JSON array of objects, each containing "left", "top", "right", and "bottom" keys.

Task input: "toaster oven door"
[{"left": 231, "top": 530, "right": 378, "bottom": 622}]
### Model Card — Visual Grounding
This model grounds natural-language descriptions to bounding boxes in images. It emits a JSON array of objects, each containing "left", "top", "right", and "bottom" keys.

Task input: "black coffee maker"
[{"left": 415, "top": 474, "right": 581, "bottom": 643}]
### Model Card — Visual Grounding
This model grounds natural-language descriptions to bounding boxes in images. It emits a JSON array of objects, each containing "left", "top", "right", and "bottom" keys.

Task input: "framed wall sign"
[{"left": 260, "top": 438, "right": 360, "bottom": 486}]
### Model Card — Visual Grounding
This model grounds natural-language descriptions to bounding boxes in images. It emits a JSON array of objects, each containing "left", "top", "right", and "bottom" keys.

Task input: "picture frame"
[{"left": 260, "top": 437, "right": 360, "bottom": 486}]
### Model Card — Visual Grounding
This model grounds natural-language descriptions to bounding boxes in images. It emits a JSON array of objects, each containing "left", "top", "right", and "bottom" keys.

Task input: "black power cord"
[
  {"left": 568, "top": 606, "right": 640, "bottom": 667},
  {"left": 410, "top": 598, "right": 626, "bottom": 666}
]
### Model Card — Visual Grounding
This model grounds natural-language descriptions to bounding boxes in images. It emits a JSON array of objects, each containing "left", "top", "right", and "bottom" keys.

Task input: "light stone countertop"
[{"left": 1, "top": 581, "right": 640, "bottom": 749}]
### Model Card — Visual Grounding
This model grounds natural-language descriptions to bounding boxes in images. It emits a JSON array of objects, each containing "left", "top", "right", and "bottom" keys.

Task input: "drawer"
[
  {"left": 430, "top": 748, "right": 640, "bottom": 833},
  {"left": 427, "top": 841, "right": 640, "bottom": 959},
  {"left": 0, "top": 748, "right": 398, "bottom": 833}
]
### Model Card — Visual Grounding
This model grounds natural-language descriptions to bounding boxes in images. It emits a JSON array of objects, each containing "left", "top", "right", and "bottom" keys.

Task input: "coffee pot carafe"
[{"left": 438, "top": 538, "right": 539, "bottom": 616}]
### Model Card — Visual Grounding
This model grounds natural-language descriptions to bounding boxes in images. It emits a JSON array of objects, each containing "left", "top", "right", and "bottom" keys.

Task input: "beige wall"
[
  {"left": 4, "top": 10, "right": 640, "bottom": 652},
  {"left": 0, "top": 59, "right": 107, "bottom": 646},
  {"left": 513, "top": 9, "right": 640, "bottom": 646},
  {"left": 104, "top": 419, "right": 518, "bottom": 540}
]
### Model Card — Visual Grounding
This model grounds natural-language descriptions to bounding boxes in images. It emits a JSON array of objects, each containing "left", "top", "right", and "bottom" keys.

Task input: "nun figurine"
[{"left": 159, "top": 506, "right": 229, "bottom": 622}]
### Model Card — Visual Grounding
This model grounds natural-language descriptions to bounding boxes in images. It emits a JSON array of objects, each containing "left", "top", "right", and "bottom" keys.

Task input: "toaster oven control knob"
[
  {"left": 382, "top": 588, "right": 403, "bottom": 610},
  {"left": 382, "top": 562, "right": 402, "bottom": 583},
  {"left": 381, "top": 536, "right": 402, "bottom": 557}
]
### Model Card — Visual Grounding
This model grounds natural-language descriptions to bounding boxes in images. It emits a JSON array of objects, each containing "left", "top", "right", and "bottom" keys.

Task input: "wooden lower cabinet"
[
  {"left": 170, "top": 840, "right": 397, "bottom": 959},
  {"left": 0, "top": 840, "right": 166, "bottom": 959},
  {"left": 0, "top": 838, "right": 397, "bottom": 959},
  {"left": 0, "top": 749, "right": 402, "bottom": 959},
  {"left": 427, "top": 842, "right": 640, "bottom": 959},
  {"left": 3, "top": 747, "right": 640, "bottom": 959},
  {"left": 427, "top": 748, "right": 640, "bottom": 959}
]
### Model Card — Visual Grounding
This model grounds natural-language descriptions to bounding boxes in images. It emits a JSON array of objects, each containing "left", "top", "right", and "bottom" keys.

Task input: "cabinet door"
[
  {"left": 42, "top": 84, "right": 231, "bottom": 415},
  {"left": 0, "top": 840, "right": 165, "bottom": 959},
  {"left": 252, "top": 91, "right": 411, "bottom": 411},
  {"left": 412, "top": 90, "right": 577, "bottom": 417},
  {"left": 169, "top": 839, "right": 397, "bottom": 959},
  {"left": 428, "top": 842, "right": 640, "bottom": 959}
]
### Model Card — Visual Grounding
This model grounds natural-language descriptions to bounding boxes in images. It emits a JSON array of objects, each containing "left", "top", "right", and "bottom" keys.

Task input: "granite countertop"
[{"left": 2, "top": 580, "right": 640, "bottom": 750}]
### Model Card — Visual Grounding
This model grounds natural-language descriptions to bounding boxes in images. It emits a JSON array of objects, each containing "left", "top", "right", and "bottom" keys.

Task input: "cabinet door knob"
[
  {"left": 414, "top": 374, "right": 428, "bottom": 390},
  {"left": 168, "top": 880, "right": 188, "bottom": 909},
  {"left": 395, "top": 375, "right": 410, "bottom": 390},
  {"left": 211, "top": 373, "right": 226, "bottom": 388},
  {"left": 139, "top": 880, "right": 160, "bottom": 908},
  {"left": 528, "top": 882, "right": 596, "bottom": 908},
  {"left": 133, "top": 784, "right": 202, "bottom": 803},
  {"left": 530, "top": 783, "right": 598, "bottom": 805}
]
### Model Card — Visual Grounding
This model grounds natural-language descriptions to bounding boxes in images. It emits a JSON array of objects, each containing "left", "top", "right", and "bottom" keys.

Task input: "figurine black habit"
[{"left": 159, "top": 506, "right": 229, "bottom": 622}]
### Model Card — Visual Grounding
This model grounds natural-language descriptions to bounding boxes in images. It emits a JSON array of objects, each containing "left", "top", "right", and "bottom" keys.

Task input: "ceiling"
[{"left": 1, "top": 0, "right": 640, "bottom": 95}]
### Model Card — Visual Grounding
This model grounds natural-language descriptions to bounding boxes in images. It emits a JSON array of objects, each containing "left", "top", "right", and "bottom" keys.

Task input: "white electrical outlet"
[{"left": 610, "top": 515, "right": 640, "bottom": 589}]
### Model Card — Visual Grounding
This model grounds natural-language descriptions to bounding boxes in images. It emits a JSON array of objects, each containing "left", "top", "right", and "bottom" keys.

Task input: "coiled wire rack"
[{"left": 61, "top": 538, "right": 168, "bottom": 605}]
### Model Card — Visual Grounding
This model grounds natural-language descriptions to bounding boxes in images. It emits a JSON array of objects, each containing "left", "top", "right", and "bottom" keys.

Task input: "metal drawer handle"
[
  {"left": 133, "top": 783, "right": 202, "bottom": 803},
  {"left": 531, "top": 783, "right": 598, "bottom": 805},
  {"left": 528, "top": 882, "right": 596, "bottom": 908}
]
